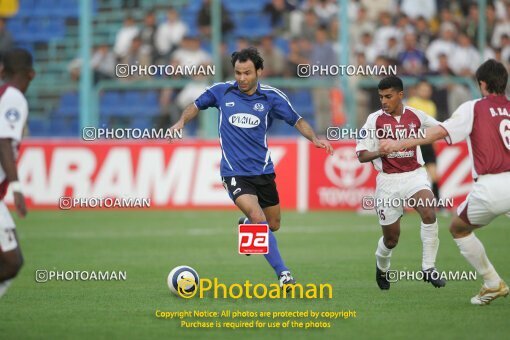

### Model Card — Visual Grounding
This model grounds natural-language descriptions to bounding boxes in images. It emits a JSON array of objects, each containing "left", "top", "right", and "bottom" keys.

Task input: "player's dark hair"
[
  {"left": 2, "top": 48, "right": 33, "bottom": 77},
  {"left": 231, "top": 47, "right": 264, "bottom": 70},
  {"left": 378, "top": 75, "right": 403, "bottom": 92},
  {"left": 475, "top": 59, "right": 508, "bottom": 94}
]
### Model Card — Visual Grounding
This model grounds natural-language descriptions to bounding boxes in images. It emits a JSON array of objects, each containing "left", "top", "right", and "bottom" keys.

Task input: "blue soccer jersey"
[{"left": 194, "top": 81, "right": 302, "bottom": 177}]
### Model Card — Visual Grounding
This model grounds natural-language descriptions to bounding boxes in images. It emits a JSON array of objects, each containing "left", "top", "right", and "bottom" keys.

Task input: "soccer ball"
[{"left": 167, "top": 265, "right": 200, "bottom": 297}]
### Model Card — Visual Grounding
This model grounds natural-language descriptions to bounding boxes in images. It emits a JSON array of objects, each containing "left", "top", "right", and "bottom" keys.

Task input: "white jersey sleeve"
[
  {"left": 409, "top": 107, "right": 440, "bottom": 128},
  {"left": 356, "top": 112, "right": 379, "bottom": 154},
  {"left": 439, "top": 100, "right": 476, "bottom": 145},
  {"left": 0, "top": 87, "right": 28, "bottom": 142}
]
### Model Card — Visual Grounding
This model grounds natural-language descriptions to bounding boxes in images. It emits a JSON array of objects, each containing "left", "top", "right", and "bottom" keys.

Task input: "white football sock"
[
  {"left": 421, "top": 220, "right": 439, "bottom": 270},
  {"left": 454, "top": 233, "right": 501, "bottom": 289},
  {"left": 0, "top": 279, "right": 12, "bottom": 299},
  {"left": 375, "top": 236, "right": 392, "bottom": 271}
]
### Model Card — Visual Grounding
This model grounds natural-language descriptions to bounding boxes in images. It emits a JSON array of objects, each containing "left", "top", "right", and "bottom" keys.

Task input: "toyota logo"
[{"left": 325, "top": 147, "right": 372, "bottom": 188}]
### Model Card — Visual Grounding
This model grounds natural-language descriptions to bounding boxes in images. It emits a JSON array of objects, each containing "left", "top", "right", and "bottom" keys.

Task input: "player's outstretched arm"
[
  {"left": 294, "top": 118, "right": 333, "bottom": 155},
  {"left": 0, "top": 138, "right": 27, "bottom": 217},
  {"left": 379, "top": 125, "right": 448, "bottom": 153},
  {"left": 357, "top": 150, "right": 387, "bottom": 163},
  {"left": 169, "top": 103, "right": 200, "bottom": 133}
]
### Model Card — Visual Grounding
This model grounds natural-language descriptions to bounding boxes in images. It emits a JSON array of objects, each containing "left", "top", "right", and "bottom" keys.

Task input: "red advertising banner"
[
  {"left": 9, "top": 139, "right": 297, "bottom": 209},
  {"left": 307, "top": 140, "right": 472, "bottom": 210},
  {"left": 7, "top": 139, "right": 471, "bottom": 211}
]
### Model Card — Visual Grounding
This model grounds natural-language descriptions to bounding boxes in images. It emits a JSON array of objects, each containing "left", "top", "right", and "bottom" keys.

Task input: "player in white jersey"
[
  {"left": 357, "top": 76, "right": 446, "bottom": 290},
  {"left": 0, "top": 49, "right": 35, "bottom": 299},
  {"left": 380, "top": 59, "right": 510, "bottom": 305}
]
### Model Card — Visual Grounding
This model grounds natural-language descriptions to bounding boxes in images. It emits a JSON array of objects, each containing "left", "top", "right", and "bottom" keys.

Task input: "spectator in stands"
[
  {"left": 119, "top": 35, "right": 151, "bottom": 80},
  {"left": 426, "top": 22, "right": 457, "bottom": 72},
  {"left": 449, "top": 33, "right": 480, "bottom": 76},
  {"left": 67, "top": 44, "right": 116, "bottom": 84},
  {"left": 350, "top": 6, "right": 376, "bottom": 46},
  {"left": 285, "top": 37, "right": 310, "bottom": 78},
  {"left": 197, "top": 0, "right": 234, "bottom": 38},
  {"left": 263, "top": 0, "right": 295, "bottom": 33},
  {"left": 382, "top": 35, "right": 401, "bottom": 62},
  {"left": 139, "top": 10, "right": 158, "bottom": 64},
  {"left": 500, "top": 34, "right": 510, "bottom": 67},
  {"left": 395, "top": 13, "right": 413, "bottom": 34},
  {"left": 0, "top": 19, "right": 13, "bottom": 56},
  {"left": 155, "top": 7, "right": 188, "bottom": 61},
  {"left": 311, "top": 25, "right": 337, "bottom": 134},
  {"left": 400, "top": 0, "right": 436, "bottom": 21},
  {"left": 236, "top": 37, "right": 249, "bottom": 51},
  {"left": 114, "top": 15, "right": 139, "bottom": 59},
  {"left": 491, "top": 8, "right": 510, "bottom": 48},
  {"left": 170, "top": 35, "right": 212, "bottom": 76},
  {"left": 432, "top": 53, "right": 471, "bottom": 118},
  {"left": 373, "top": 11, "right": 401, "bottom": 52},
  {"left": 300, "top": 9, "right": 319, "bottom": 41},
  {"left": 359, "top": 0, "right": 397, "bottom": 22},
  {"left": 258, "top": 35, "right": 286, "bottom": 77},
  {"left": 91, "top": 43, "right": 116, "bottom": 83},
  {"left": 398, "top": 32, "right": 427, "bottom": 76},
  {"left": 464, "top": 3, "right": 496, "bottom": 45},
  {"left": 354, "top": 31, "right": 378, "bottom": 64},
  {"left": 158, "top": 76, "right": 208, "bottom": 133},
  {"left": 312, "top": 0, "right": 337, "bottom": 26},
  {"left": 414, "top": 16, "right": 432, "bottom": 51}
]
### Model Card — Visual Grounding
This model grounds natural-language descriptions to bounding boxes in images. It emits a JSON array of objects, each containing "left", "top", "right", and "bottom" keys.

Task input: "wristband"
[{"left": 10, "top": 181, "right": 22, "bottom": 193}]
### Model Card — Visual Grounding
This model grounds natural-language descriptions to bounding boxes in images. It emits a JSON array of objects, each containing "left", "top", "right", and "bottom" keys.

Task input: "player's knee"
[
  {"left": 449, "top": 223, "right": 472, "bottom": 238},
  {"left": 384, "top": 237, "right": 399, "bottom": 249},
  {"left": 269, "top": 218, "right": 281, "bottom": 232},
  {"left": 2, "top": 253, "right": 23, "bottom": 280},
  {"left": 420, "top": 209, "right": 436, "bottom": 224},
  {"left": 247, "top": 211, "right": 266, "bottom": 224}
]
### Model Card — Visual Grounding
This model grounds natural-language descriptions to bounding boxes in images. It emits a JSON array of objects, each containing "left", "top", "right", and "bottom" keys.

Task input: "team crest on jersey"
[
  {"left": 408, "top": 122, "right": 417, "bottom": 130},
  {"left": 383, "top": 124, "right": 392, "bottom": 131},
  {"left": 253, "top": 103, "right": 264, "bottom": 112},
  {"left": 5, "top": 109, "right": 20, "bottom": 123}
]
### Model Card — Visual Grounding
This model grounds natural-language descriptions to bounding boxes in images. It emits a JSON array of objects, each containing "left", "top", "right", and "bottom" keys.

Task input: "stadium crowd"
[{"left": 68, "top": 0, "right": 510, "bottom": 131}]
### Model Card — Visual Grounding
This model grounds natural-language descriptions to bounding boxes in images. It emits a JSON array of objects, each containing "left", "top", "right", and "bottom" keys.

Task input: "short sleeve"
[
  {"left": 0, "top": 88, "right": 28, "bottom": 141},
  {"left": 356, "top": 114, "right": 378, "bottom": 155},
  {"left": 269, "top": 92, "right": 302, "bottom": 126},
  {"left": 194, "top": 82, "right": 228, "bottom": 110},
  {"left": 413, "top": 108, "right": 439, "bottom": 128},
  {"left": 194, "top": 89, "right": 217, "bottom": 110},
  {"left": 439, "top": 100, "right": 475, "bottom": 144}
]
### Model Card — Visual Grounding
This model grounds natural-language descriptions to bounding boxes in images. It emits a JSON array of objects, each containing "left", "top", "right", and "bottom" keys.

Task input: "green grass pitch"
[{"left": 1, "top": 210, "right": 508, "bottom": 339}]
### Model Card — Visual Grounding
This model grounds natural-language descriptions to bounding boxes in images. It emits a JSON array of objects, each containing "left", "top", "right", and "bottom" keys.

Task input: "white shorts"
[
  {"left": 375, "top": 167, "right": 432, "bottom": 225},
  {"left": 457, "top": 172, "right": 510, "bottom": 226},
  {"left": 0, "top": 201, "right": 18, "bottom": 252}
]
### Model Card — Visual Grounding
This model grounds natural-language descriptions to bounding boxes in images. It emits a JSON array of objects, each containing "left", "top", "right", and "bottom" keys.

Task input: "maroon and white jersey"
[
  {"left": 440, "top": 94, "right": 510, "bottom": 179},
  {"left": 356, "top": 106, "right": 438, "bottom": 174},
  {"left": 0, "top": 84, "right": 28, "bottom": 200}
]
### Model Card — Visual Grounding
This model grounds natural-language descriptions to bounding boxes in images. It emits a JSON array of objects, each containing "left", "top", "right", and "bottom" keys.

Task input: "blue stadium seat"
[
  {"left": 184, "top": 0, "right": 202, "bottom": 11},
  {"left": 56, "top": 92, "right": 79, "bottom": 117},
  {"left": 55, "top": 0, "right": 79, "bottom": 17},
  {"left": 223, "top": 1, "right": 270, "bottom": 12},
  {"left": 234, "top": 14, "right": 271, "bottom": 38},
  {"left": 288, "top": 90, "right": 314, "bottom": 115},
  {"left": 28, "top": 116, "right": 51, "bottom": 136},
  {"left": 274, "top": 37, "right": 290, "bottom": 56},
  {"left": 49, "top": 116, "right": 79, "bottom": 137},
  {"left": 100, "top": 91, "right": 122, "bottom": 115}
]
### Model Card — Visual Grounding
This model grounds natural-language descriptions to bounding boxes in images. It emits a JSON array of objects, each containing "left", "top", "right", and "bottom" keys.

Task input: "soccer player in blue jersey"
[{"left": 170, "top": 47, "right": 333, "bottom": 288}]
